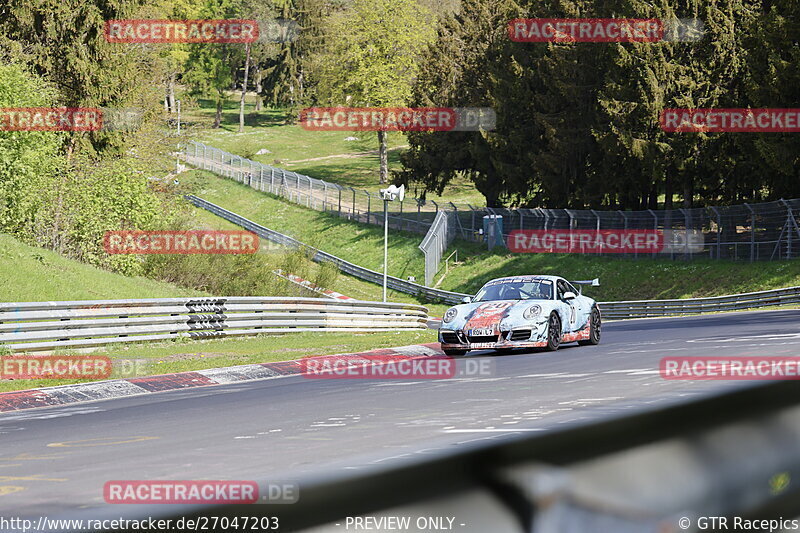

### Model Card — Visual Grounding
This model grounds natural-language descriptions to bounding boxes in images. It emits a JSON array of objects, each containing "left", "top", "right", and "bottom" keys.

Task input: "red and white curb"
[
  {"left": 0, "top": 343, "right": 443, "bottom": 413},
  {"left": 273, "top": 269, "right": 354, "bottom": 300}
]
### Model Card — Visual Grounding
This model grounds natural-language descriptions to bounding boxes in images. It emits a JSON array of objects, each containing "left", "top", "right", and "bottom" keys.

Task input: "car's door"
[
  {"left": 565, "top": 281, "right": 590, "bottom": 330},
  {"left": 556, "top": 280, "right": 576, "bottom": 333},
  {"left": 558, "top": 279, "right": 580, "bottom": 333}
]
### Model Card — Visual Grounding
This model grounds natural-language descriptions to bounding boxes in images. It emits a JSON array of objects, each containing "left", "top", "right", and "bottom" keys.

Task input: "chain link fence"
[{"left": 182, "top": 141, "right": 800, "bottom": 264}]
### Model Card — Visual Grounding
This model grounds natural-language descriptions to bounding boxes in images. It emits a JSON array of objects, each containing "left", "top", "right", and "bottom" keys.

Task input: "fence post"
[
  {"left": 467, "top": 204, "right": 476, "bottom": 240},
  {"left": 744, "top": 203, "right": 755, "bottom": 262},
  {"left": 780, "top": 199, "right": 798, "bottom": 259},
  {"left": 350, "top": 187, "right": 356, "bottom": 220},
  {"left": 709, "top": 206, "right": 721, "bottom": 260},
  {"left": 338, "top": 187, "right": 342, "bottom": 218},
  {"left": 365, "top": 190, "right": 371, "bottom": 224},
  {"left": 619, "top": 211, "right": 633, "bottom": 259},
  {"left": 648, "top": 209, "right": 658, "bottom": 259}
]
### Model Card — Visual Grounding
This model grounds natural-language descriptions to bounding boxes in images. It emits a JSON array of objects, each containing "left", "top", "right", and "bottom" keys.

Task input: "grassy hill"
[
  {"left": 181, "top": 95, "right": 485, "bottom": 206},
  {"left": 183, "top": 169, "right": 800, "bottom": 303},
  {"left": 0, "top": 233, "right": 204, "bottom": 302}
]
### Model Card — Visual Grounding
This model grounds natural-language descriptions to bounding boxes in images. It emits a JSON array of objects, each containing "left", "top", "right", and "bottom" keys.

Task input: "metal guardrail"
[
  {"left": 188, "top": 195, "right": 800, "bottom": 316},
  {"left": 0, "top": 297, "right": 428, "bottom": 352},
  {"left": 419, "top": 211, "right": 455, "bottom": 287},
  {"left": 598, "top": 285, "right": 800, "bottom": 319},
  {"left": 182, "top": 140, "right": 800, "bottom": 261}
]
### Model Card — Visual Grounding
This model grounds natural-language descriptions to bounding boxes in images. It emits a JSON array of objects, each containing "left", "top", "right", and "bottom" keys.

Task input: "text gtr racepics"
[{"left": 438, "top": 275, "right": 601, "bottom": 355}]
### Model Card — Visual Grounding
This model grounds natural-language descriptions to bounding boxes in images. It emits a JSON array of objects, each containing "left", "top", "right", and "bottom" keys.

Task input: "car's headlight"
[
  {"left": 443, "top": 307, "right": 458, "bottom": 323},
  {"left": 523, "top": 304, "right": 542, "bottom": 319}
]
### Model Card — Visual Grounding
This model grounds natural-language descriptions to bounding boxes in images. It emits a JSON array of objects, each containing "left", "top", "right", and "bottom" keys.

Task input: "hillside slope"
[
  {"left": 0, "top": 233, "right": 204, "bottom": 302},
  {"left": 184, "top": 170, "right": 800, "bottom": 302}
]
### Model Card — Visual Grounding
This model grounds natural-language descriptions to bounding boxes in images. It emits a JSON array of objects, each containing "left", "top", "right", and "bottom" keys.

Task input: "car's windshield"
[{"left": 474, "top": 279, "right": 553, "bottom": 302}]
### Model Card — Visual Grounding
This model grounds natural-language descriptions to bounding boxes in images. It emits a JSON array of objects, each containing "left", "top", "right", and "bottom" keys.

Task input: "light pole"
[{"left": 378, "top": 184, "right": 405, "bottom": 302}]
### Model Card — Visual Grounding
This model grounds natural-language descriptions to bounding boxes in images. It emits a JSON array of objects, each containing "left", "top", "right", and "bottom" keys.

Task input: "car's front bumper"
[{"left": 438, "top": 327, "right": 548, "bottom": 350}]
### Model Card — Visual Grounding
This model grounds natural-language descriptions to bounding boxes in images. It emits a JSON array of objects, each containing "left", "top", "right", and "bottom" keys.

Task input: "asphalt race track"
[{"left": 1, "top": 309, "right": 799, "bottom": 521}]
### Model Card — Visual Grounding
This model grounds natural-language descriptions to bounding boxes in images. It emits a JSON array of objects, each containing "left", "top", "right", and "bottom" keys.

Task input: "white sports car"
[{"left": 438, "top": 275, "right": 601, "bottom": 355}]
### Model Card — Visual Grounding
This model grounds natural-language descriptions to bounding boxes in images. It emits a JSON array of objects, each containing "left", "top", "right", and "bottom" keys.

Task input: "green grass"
[
  {"left": 183, "top": 169, "right": 429, "bottom": 277},
  {"left": 0, "top": 233, "right": 204, "bottom": 302},
  {"left": 0, "top": 329, "right": 437, "bottom": 393},
  {"left": 443, "top": 253, "right": 800, "bottom": 302},
  {"left": 182, "top": 92, "right": 486, "bottom": 206},
  {"left": 183, "top": 169, "right": 800, "bottom": 304}
]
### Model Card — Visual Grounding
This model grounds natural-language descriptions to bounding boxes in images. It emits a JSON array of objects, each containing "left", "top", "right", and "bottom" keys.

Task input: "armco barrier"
[
  {"left": 188, "top": 195, "right": 800, "bottom": 317},
  {"left": 0, "top": 297, "right": 428, "bottom": 352},
  {"left": 599, "top": 285, "right": 800, "bottom": 319}
]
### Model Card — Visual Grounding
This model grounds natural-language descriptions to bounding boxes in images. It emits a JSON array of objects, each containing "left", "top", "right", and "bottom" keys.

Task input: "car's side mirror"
[
  {"left": 461, "top": 296, "right": 473, "bottom": 304},
  {"left": 563, "top": 291, "right": 577, "bottom": 300}
]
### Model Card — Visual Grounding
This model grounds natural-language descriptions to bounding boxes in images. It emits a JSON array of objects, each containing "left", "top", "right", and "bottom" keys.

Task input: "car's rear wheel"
[
  {"left": 443, "top": 348, "right": 468, "bottom": 356},
  {"left": 578, "top": 307, "right": 601, "bottom": 346},
  {"left": 546, "top": 313, "right": 561, "bottom": 351}
]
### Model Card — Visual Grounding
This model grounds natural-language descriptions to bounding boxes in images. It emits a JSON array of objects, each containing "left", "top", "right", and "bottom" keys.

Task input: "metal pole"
[
  {"left": 177, "top": 100, "right": 181, "bottom": 135},
  {"left": 745, "top": 203, "right": 755, "bottom": 262},
  {"left": 383, "top": 198, "right": 389, "bottom": 302}
]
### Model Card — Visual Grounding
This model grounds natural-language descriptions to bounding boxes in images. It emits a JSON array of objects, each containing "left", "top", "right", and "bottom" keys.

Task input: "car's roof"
[{"left": 484, "top": 275, "right": 563, "bottom": 284}]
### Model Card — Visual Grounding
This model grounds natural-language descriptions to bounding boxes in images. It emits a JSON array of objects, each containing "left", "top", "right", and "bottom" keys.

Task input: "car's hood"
[{"left": 443, "top": 299, "right": 550, "bottom": 331}]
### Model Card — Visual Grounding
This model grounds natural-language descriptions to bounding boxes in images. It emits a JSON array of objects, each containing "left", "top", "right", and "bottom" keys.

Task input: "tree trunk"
[
  {"left": 254, "top": 64, "right": 262, "bottom": 111},
  {"left": 239, "top": 42, "right": 251, "bottom": 133},
  {"left": 214, "top": 97, "right": 222, "bottom": 128},
  {"left": 377, "top": 130, "right": 388, "bottom": 184},
  {"left": 664, "top": 174, "right": 673, "bottom": 210},
  {"left": 168, "top": 73, "right": 176, "bottom": 114},
  {"left": 683, "top": 179, "right": 693, "bottom": 208}
]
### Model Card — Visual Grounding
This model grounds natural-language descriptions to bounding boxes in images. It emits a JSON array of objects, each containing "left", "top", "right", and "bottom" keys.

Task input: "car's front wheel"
[
  {"left": 545, "top": 312, "right": 561, "bottom": 351},
  {"left": 578, "top": 307, "right": 601, "bottom": 346}
]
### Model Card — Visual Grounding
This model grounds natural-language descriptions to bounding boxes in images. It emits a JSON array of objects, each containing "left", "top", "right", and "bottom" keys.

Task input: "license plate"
[
  {"left": 468, "top": 328, "right": 495, "bottom": 336},
  {"left": 469, "top": 342, "right": 495, "bottom": 349}
]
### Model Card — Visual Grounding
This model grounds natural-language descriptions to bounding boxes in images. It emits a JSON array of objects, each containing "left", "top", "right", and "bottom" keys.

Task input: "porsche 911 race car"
[{"left": 438, "top": 275, "right": 601, "bottom": 355}]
